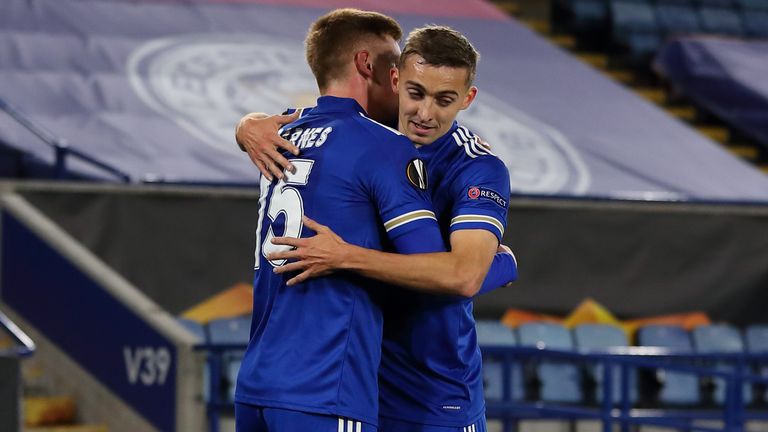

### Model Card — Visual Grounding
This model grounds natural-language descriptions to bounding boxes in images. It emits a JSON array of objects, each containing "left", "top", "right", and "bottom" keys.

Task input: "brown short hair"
[
  {"left": 399, "top": 25, "right": 479, "bottom": 85},
  {"left": 305, "top": 8, "right": 402, "bottom": 91}
]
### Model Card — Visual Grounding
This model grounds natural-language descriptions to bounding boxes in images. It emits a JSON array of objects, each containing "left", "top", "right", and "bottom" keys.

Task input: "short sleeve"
[
  {"left": 449, "top": 156, "right": 511, "bottom": 242},
  {"left": 358, "top": 136, "right": 440, "bottom": 243}
]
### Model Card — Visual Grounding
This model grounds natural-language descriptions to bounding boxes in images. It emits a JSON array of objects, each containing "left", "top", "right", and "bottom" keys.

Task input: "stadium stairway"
[
  {"left": 489, "top": 0, "right": 768, "bottom": 175},
  {"left": 22, "top": 362, "right": 108, "bottom": 432}
]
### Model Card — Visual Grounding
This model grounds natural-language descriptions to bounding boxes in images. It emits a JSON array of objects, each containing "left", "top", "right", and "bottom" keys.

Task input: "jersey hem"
[
  {"left": 378, "top": 404, "right": 485, "bottom": 428},
  {"left": 234, "top": 394, "right": 378, "bottom": 426}
]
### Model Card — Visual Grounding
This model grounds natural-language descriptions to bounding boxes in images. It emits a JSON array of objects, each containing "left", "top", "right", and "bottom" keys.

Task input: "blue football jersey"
[
  {"left": 235, "top": 96, "right": 439, "bottom": 425},
  {"left": 377, "top": 122, "right": 511, "bottom": 427}
]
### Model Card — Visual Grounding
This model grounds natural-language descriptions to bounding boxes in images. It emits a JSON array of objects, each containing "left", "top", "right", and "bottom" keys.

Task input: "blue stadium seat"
[
  {"left": 208, "top": 316, "right": 251, "bottom": 402},
  {"left": 656, "top": 4, "right": 703, "bottom": 35},
  {"left": 476, "top": 320, "right": 523, "bottom": 401},
  {"left": 692, "top": 324, "right": 752, "bottom": 405},
  {"left": 742, "top": 11, "right": 768, "bottom": 37},
  {"left": 745, "top": 325, "right": 768, "bottom": 404},
  {"left": 696, "top": 0, "right": 735, "bottom": 6},
  {"left": 208, "top": 316, "right": 250, "bottom": 345},
  {"left": 637, "top": 325, "right": 700, "bottom": 405},
  {"left": 611, "top": 0, "right": 662, "bottom": 61},
  {"left": 698, "top": 6, "right": 745, "bottom": 35},
  {"left": 518, "top": 322, "right": 582, "bottom": 403},
  {"left": 573, "top": 324, "right": 638, "bottom": 404},
  {"left": 736, "top": 0, "right": 768, "bottom": 10},
  {"left": 570, "top": 0, "right": 611, "bottom": 32},
  {"left": 746, "top": 325, "right": 768, "bottom": 352}
]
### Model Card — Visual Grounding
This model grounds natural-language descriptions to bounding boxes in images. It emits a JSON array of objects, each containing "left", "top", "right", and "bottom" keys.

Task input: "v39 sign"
[{"left": 124, "top": 346, "right": 172, "bottom": 386}]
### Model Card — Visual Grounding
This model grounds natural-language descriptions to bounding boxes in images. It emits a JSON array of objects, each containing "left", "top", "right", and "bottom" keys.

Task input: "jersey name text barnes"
[{"left": 282, "top": 127, "right": 333, "bottom": 149}]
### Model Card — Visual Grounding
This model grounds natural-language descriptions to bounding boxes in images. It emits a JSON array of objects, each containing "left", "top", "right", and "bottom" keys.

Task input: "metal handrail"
[
  {"left": 482, "top": 345, "right": 768, "bottom": 432},
  {"left": 0, "top": 309, "right": 35, "bottom": 358},
  {"left": 194, "top": 341, "right": 768, "bottom": 432},
  {"left": 0, "top": 97, "right": 131, "bottom": 183}
]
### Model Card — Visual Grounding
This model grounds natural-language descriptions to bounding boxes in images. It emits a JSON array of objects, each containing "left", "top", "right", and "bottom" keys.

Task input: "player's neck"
[{"left": 322, "top": 78, "right": 370, "bottom": 114}]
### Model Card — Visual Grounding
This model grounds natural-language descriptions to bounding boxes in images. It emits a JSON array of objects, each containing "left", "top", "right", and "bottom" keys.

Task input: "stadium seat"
[
  {"left": 735, "top": 0, "right": 768, "bottom": 9},
  {"left": 208, "top": 316, "right": 251, "bottom": 402},
  {"left": 698, "top": 6, "right": 745, "bottom": 35},
  {"left": 742, "top": 11, "right": 768, "bottom": 37},
  {"left": 746, "top": 325, "right": 768, "bottom": 352},
  {"left": 692, "top": 324, "right": 752, "bottom": 405},
  {"left": 517, "top": 322, "right": 582, "bottom": 403},
  {"left": 570, "top": 0, "right": 611, "bottom": 33},
  {"left": 208, "top": 316, "right": 251, "bottom": 345},
  {"left": 476, "top": 320, "right": 523, "bottom": 400},
  {"left": 656, "top": 4, "right": 703, "bottom": 35},
  {"left": 573, "top": 324, "right": 638, "bottom": 404},
  {"left": 745, "top": 325, "right": 768, "bottom": 404},
  {"left": 637, "top": 325, "right": 700, "bottom": 405},
  {"left": 696, "top": 0, "right": 735, "bottom": 6},
  {"left": 611, "top": 0, "right": 662, "bottom": 62}
]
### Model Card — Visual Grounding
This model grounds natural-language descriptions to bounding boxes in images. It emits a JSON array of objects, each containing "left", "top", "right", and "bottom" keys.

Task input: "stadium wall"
[{"left": 11, "top": 181, "right": 768, "bottom": 326}]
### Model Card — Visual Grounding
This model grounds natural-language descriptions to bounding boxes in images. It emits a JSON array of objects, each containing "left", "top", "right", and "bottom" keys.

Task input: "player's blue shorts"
[
  {"left": 378, "top": 416, "right": 487, "bottom": 432},
  {"left": 235, "top": 403, "right": 377, "bottom": 432}
]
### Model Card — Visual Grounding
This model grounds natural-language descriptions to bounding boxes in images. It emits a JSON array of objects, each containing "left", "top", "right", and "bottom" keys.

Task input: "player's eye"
[
  {"left": 438, "top": 98, "right": 454, "bottom": 107},
  {"left": 408, "top": 90, "right": 424, "bottom": 100}
]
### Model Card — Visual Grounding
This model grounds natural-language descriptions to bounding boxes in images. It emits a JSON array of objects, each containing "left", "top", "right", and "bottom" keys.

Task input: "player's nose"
[{"left": 416, "top": 100, "right": 434, "bottom": 123}]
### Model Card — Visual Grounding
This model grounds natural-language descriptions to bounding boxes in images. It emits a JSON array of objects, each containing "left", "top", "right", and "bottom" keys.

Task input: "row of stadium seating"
[
  {"left": 180, "top": 316, "right": 768, "bottom": 409},
  {"left": 477, "top": 321, "right": 768, "bottom": 407},
  {"left": 552, "top": 0, "right": 768, "bottom": 63}
]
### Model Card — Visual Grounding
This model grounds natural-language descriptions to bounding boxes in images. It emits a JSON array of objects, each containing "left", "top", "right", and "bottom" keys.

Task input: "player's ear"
[
  {"left": 459, "top": 86, "right": 478, "bottom": 111},
  {"left": 390, "top": 67, "right": 399, "bottom": 93},
  {"left": 354, "top": 51, "right": 373, "bottom": 79}
]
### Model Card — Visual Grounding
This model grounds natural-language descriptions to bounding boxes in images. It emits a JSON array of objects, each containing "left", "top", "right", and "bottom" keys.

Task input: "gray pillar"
[{"left": 0, "top": 356, "right": 21, "bottom": 432}]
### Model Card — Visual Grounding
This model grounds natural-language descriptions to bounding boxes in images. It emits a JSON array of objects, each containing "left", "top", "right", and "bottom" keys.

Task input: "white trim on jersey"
[
  {"left": 338, "top": 418, "right": 362, "bottom": 432},
  {"left": 358, "top": 112, "right": 403, "bottom": 135},
  {"left": 453, "top": 126, "right": 495, "bottom": 159},
  {"left": 384, "top": 209, "right": 437, "bottom": 232},
  {"left": 451, "top": 214, "right": 504, "bottom": 236}
]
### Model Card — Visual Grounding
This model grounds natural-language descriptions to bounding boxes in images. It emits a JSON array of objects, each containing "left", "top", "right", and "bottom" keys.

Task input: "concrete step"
[
  {"left": 25, "top": 426, "right": 108, "bottom": 432},
  {"left": 605, "top": 69, "right": 634, "bottom": 84},
  {"left": 493, "top": 1, "right": 521, "bottom": 15},
  {"left": 727, "top": 144, "right": 759, "bottom": 161},
  {"left": 665, "top": 106, "right": 697, "bottom": 122},
  {"left": 633, "top": 87, "right": 666, "bottom": 104},
  {"left": 577, "top": 53, "right": 609, "bottom": 69},
  {"left": 521, "top": 18, "right": 550, "bottom": 34},
  {"left": 697, "top": 125, "right": 730, "bottom": 143},
  {"left": 549, "top": 34, "right": 576, "bottom": 50},
  {"left": 24, "top": 397, "right": 76, "bottom": 427}
]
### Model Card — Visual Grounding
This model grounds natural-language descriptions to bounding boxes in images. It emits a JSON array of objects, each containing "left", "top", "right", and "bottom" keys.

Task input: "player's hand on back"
[
  {"left": 475, "top": 134, "right": 491, "bottom": 151},
  {"left": 235, "top": 111, "right": 301, "bottom": 181},
  {"left": 266, "top": 216, "right": 351, "bottom": 286}
]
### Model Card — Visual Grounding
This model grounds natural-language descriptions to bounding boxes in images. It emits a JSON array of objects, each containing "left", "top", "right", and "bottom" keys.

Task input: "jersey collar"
[
  {"left": 416, "top": 121, "right": 460, "bottom": 156},
  {"left": 313, "top": 96, "right": 367, "bottom": 115}
]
